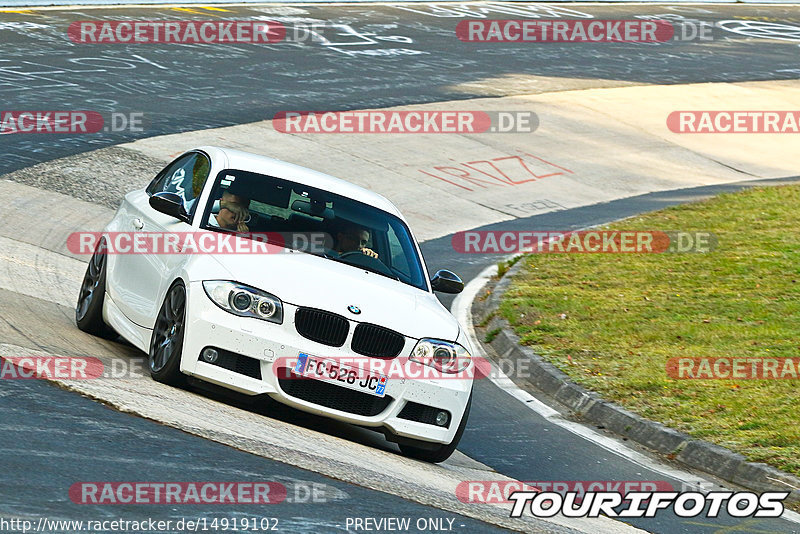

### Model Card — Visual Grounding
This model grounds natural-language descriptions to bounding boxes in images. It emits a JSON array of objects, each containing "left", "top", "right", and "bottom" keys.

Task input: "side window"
[
  {"left": 146, "top": 152, "right": 210, "bottom": 215},
  {"left": 387, "top": 224, "right": 411, "bottom": 278}
]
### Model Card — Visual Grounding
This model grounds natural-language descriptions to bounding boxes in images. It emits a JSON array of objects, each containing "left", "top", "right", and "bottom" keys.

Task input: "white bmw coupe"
[{"left": 76, "top": 147, "right": 474, "bottom": 462}]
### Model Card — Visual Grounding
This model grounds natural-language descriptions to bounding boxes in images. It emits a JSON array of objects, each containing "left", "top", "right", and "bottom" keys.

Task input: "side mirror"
[
  {"left": 149, "top": 192, "right": 189, "bottom": 222},
  {"left": 431, "top": 270, "right": 464, "bottom": 294}
]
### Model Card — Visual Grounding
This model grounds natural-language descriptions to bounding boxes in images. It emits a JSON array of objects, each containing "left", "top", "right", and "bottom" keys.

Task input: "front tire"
[
  {"left": 75, "top": 239, "right": 117, "bottom": 339},
  {"left": 149, "top": 281, "right": 188, "bottom": 386},
  {"left": 399, "top": 392, "right": 472, "bottom": 463}
]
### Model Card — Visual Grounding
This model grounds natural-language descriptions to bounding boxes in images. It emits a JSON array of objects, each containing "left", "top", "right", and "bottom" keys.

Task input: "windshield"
[{"left": 200, "top": 169, "right": 429, "bottom": 291}]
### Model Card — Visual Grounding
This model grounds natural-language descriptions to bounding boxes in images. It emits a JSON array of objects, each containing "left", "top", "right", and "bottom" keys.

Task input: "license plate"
[{"left": 292, "top": 353, "right": 387, "bottom": 398}]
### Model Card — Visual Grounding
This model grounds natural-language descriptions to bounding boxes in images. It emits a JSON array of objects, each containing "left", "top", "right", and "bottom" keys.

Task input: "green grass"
[
  {"left": 484, "top": 328, "right": 502, "bottom": 343},
  {"left": 499, "top": 185, "right": 800, "bottom": 475},
  {"left": 497, "top": 255, "right": 523, "bottom": 278}
]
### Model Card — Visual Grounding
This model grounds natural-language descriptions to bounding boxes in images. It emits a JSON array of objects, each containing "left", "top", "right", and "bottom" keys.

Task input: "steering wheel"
[
  {"left": 337, "top": 251, "right": 399, "bottom": 280},
  {"left": 339, "top": 251, "right": 371, "bottom": 260}
]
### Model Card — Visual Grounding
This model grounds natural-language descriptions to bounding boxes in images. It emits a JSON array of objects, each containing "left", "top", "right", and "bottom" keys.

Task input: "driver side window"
[{"left": 147, "top": 152, "right": 210, "bottom": 217}]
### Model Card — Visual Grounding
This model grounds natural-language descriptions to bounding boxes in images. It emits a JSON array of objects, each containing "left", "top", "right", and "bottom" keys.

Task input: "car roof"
[{"left": 199, "top": 146, "right": 404, "bottom": 219}]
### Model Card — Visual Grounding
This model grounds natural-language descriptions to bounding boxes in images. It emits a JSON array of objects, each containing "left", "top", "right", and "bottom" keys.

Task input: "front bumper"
[{"left": 181, "top": 281, "right": 473, "bottom": 445}]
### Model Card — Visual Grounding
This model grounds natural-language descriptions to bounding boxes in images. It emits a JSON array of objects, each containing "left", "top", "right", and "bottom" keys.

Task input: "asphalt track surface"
[
  {"left": 2, "top": 3, "right": 800, "bottom": 174},
  {"left": 0, "top": 378, "right": 511, "bottom": 533},
  {"left": 2, "top": 3, "right": 800, "bottom": 534}
]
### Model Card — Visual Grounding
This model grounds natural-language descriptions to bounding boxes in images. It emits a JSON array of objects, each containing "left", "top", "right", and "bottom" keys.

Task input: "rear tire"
[
  {"left": 75, "top": 239, "right": 117, "bottom": 339},
  {"left": 149, "top": 282, "right": 188, "bottom": 386},
  {"left": 399, "top": 392, "right": 472, "bottom": 463}
]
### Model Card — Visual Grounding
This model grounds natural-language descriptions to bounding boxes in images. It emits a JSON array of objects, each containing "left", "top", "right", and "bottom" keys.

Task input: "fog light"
[
  {"left": 202, "top": 348, "right": 219, "bottom": 364},
  {"left": 435, "top": 411, "right": 449, "bottom": 427}
]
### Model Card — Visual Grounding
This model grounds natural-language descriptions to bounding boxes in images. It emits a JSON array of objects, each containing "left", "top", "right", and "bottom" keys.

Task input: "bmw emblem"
[{"left": 347, "top": 305, "right": 361, "bottom": 315}]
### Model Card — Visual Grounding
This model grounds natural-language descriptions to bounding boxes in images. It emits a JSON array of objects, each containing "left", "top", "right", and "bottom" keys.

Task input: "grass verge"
[{"left": 499, "top": 185, "right": 800, "bottom": 475}]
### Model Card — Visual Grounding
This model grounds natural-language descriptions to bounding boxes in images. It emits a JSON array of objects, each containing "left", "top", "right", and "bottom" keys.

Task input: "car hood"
[{"left": 206, "top": 249, "right": 459, "bottom": 340}]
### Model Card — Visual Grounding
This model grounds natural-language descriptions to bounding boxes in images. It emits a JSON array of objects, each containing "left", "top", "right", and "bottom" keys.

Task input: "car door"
[{"left": 109, "top": 151, "right": 211, "bottom": 329}]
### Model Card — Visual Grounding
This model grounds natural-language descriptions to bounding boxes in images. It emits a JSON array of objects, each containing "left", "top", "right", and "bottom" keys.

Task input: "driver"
[{"left": 335, "top": 222, "right": 378, "bottom": 259}]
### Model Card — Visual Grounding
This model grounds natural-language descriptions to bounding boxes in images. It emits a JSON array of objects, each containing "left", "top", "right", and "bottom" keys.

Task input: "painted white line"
[
  {"left": 489, "top": 366, "right": 559, "bottom": 419},
  {"left": 453, "top": 262, "right": 800, "bottom": 525}
]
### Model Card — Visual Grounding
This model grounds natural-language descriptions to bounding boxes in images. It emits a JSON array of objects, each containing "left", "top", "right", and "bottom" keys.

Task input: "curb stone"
[{"left": 471, "top": 257, "right": 800, "bottom": 505}]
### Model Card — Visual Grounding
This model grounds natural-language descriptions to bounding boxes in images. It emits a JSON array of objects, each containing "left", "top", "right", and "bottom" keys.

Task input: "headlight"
[
  {"left": 409, "top": 338, "right": 471, "bottom": 374},
  {"left": 202, "top": 281, "right": 283, "bottom": 324}
]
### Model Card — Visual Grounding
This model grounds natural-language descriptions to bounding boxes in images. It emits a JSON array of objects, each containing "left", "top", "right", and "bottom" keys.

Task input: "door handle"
[{"left": 132, "top": 218, "right": 144, "bottom": 230}]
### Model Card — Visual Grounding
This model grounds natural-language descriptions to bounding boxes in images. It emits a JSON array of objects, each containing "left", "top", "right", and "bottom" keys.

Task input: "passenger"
[
  {"left": 219, "top": 190, "right": 250, "bottom": 209},
  {"left": 210, "top": 191, "right": 250, "bottom": 232}
]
